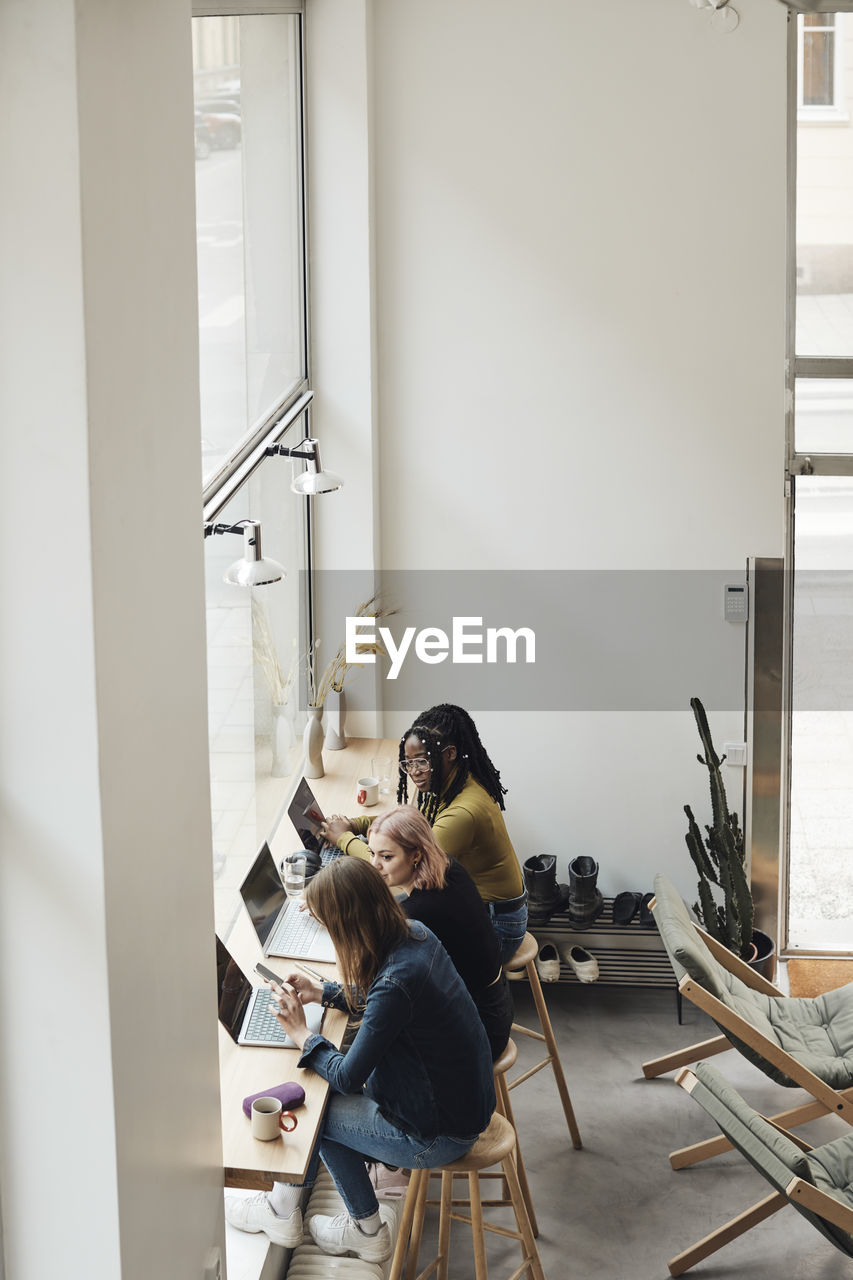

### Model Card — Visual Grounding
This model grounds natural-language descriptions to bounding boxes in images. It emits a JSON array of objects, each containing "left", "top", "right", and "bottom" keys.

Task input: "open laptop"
[
  {"left": 287, "top": 776, "right": 343, "bottom": 865},
  {"left": 215, "top": 935, "right": 325, "bottom": 1047},
  {"left": 239, "top": 841, "right": 337, "bottom": 963}
]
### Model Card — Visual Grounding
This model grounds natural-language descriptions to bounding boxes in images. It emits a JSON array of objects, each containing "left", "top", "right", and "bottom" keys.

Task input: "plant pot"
[
  {"left": 324, "top": 687, "right": 347, "bottom": 750},
  {"left": 746, "top": 928, "right": 776, "bottom": 982},
  {"left": 271, "top": 703, "right": 294, "bottom": 778}
]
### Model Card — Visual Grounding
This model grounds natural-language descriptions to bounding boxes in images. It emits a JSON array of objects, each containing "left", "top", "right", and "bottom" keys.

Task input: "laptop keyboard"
[
  {"left": 244, "top": 995, "right": 290, "bottom": 1045},
  {"left": 320, "top": 843, "right": 344, "bottom": 867},
  {"left": 269, "top": 904, "right": 327, "bottom": 957}
]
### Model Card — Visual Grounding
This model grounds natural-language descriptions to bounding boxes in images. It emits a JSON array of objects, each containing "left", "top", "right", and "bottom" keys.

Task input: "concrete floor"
[{"left": 409, "top": 982, "right": 849, "bottom": 1280}]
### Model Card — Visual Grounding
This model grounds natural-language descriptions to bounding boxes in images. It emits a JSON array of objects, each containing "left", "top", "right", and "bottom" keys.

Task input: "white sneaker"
[
  {"left": 308, "top": 1208, "right": 393, "bottom": 1262},
  {"left": 535, "top": 941, "right": 561, "bottom": 982},
  {"left": 564, "top": 944, "right": 599, "bottom": 983},
  {"left": 224, "top": 1191, "right": 303, "bottom": 1247}
]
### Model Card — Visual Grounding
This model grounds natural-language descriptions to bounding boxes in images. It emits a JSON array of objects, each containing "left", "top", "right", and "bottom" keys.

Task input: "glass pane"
[
  {"left": 789, "top": 475, "right": 853, "bottom": 951},
  {"left": 194, "top": 14, "right": 305, "bottom": 485},
  {"left": 794, "top": 377, "right": 853, "bottom": 453},
  {"left": 803, "top": 29, "right": 835, "bottom": 106},
  {"left": 205, "top": 433, "right": 309, "bottom": 941},
  {"left": 796, "top": 14, "right": 853, "bottom": 358}
]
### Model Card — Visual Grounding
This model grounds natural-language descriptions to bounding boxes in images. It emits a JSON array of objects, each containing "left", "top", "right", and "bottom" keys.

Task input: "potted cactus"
[{"left": 684, "top": 697, "right": 773, "bottom": 969}]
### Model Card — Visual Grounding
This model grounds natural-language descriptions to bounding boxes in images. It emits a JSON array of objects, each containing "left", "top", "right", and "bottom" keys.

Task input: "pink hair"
[{"left": 370, "top": 805, "right": 448, "bottom": 892}]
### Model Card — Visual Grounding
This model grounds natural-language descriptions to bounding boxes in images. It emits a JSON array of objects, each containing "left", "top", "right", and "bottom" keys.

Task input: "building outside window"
[{"left": 799, "top": 13, "right": 842, "bottom": 112}]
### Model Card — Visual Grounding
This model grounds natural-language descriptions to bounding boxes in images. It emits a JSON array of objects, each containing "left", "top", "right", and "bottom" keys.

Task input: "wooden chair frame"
[
  {"left": 666, "top": 1067, "right": 853, "bottom": 1276},
  {"left": 641, "top": 900, "right": 853, "bottom": 1169}
]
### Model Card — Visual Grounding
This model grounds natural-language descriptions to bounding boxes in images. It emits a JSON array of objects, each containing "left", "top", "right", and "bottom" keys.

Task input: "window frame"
[{"left": 779, "top": 6, "right": 853, "bottom": 958}]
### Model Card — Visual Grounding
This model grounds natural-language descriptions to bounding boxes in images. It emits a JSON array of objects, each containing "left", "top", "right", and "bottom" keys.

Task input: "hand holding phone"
[{"left": 255, "top": 962, "right": 284, "bottom": 986}]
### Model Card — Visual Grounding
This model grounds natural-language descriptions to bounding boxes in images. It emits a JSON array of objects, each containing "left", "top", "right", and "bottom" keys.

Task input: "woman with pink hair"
[{"left": 367, "top": 805, "right": 512, "bottom": 1060}]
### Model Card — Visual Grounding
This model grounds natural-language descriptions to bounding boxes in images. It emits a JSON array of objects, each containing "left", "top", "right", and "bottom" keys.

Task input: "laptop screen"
[
  {"left": 239, "top": 842, "right": 287, "bottom": 949},
  {"left": 215, "top": 935, "right": 252, "bottom": 1044},
  {"left": 287, "top": 777, "right": 326, "bottom": 856}
]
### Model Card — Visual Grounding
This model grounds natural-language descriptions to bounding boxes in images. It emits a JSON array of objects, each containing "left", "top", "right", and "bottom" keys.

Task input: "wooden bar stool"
[
  {"left": 493, "top": 1038, "right": 537, "bottom": 1236},
  {"left": 503, "top": 932, "right": 583, "bottom": 1150},
  {"left": 388, "top": 1112, "right": 545, "bottom": 1280},
  {"left": 432, "top": 1038, "right": 538, "bottom": 1237}
]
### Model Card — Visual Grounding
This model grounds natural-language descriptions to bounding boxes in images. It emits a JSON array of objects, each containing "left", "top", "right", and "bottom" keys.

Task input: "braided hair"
[{"left": 397, "top": 703, "right": 508, "bottom": 825}]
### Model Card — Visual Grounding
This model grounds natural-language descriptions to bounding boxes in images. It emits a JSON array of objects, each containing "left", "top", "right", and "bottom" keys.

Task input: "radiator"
[{"left": 285, "top": 1167, "right": 402, "bottom": 1280}]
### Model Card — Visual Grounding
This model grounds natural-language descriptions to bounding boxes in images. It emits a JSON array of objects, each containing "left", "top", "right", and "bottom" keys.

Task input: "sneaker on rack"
[
  {"left": 224, "top": 1191, "right": 303, "bottom": 1248},
  {"left": 562, "top": 944, "right": 599, "bottom": 984},
  {"left": 308, "top": 1208, "right": 393, "bottom": 1261},
  {"left": 535, "top": 940, "right": 561, "bottom": 982}
]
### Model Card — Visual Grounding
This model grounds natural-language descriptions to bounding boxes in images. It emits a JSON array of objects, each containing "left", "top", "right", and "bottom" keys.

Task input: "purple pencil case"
[{"left": 242, "top": 1080, "right": 306, "bottom": 1120}]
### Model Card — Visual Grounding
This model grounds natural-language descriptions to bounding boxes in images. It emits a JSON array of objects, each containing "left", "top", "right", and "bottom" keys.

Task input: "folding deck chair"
[
  {"left": 642, "top": 872, "right": 853, "bottom": 1170},
  {"left": 668, "top": 1060, "right": 853, "bottom": 1276}
]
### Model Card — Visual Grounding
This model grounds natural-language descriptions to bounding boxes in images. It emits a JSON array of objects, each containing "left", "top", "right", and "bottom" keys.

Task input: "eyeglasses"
[{"left": 400, "top": 757, "right": 431, "bottom": 775}]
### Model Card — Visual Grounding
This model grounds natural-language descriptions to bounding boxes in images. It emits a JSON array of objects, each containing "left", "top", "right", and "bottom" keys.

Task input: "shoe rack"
[{"left": 533, "top": 898, "right": 682, "bottom": 1019}]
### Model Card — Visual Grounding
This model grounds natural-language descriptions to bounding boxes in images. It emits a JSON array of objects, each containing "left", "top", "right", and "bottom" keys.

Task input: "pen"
[{"left": 293, "top": 960, "right": 327, "bottom": 983}]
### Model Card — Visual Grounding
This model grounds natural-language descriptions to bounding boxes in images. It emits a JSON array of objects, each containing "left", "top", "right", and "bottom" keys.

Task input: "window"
[
  {"left": 798, "top": 14, "right": 847, "bottom": 119},
  {"left": 194, "top": 12, "right": 308, "bottom": 489},
  {"left": 193, "top": 8, "right": 312, "bottom": 941}
]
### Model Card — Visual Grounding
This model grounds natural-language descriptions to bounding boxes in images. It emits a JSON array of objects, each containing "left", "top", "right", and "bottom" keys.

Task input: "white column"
[{"left": 0, "top": 3, "right": 225, "bottom": 1278}]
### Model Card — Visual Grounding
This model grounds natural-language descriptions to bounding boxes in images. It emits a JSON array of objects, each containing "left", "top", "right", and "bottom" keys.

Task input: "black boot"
[
  {"left": 523, "top": 854, "right": 569, "bottom": 926},
  {"left": 567, "top": 856, "right": 604, "bottom": 928}
]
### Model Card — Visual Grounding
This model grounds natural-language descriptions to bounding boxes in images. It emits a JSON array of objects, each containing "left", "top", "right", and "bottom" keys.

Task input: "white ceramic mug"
[
  {"left": 251, "top": 1096, "right": 299, "bottom": 1142},
  {"left": 357, "top": 776, "right": 379, "bottom": 806}
]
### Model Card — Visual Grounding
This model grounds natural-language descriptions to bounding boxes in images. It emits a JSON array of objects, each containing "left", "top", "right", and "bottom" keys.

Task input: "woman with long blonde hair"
[
  {"left": 367, "top": 805, "right": 512, "bottom": 1060},
  {"left": 224, "top": 857, "right": 495, "bottom": 1261}
]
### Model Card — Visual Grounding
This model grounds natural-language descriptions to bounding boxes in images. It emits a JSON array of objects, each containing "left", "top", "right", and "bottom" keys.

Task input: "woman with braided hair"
[{"left": 321, "top": 704, "right": 527, "bottom": 962}]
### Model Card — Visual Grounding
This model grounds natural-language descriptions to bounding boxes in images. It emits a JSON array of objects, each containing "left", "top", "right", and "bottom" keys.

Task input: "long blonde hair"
[
  {"left": 305, "top": 857, "right": 411, "bottom": 1015},
  {"left": 369, "top": 805, "right": 449, "bottom": 892}
]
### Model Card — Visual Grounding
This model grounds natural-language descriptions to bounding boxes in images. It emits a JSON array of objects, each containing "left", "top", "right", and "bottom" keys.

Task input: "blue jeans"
[
  {"left": 298, "top": 1093, "right": 478, "bottom": 1220},
  {"left": 487, "top": 901, "right": 528, "bottom": 965}
]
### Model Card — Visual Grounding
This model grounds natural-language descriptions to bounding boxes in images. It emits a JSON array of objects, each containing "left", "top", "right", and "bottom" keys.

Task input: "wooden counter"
[{"left": 220, "top": 737, "right": 399, "bottom": 1188}]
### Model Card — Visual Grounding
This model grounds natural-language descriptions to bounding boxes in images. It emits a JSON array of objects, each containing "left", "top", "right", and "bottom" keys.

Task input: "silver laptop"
[
  {"left": 239, "top": 841, "right": 337, "bottom": 963},
  {"left": 215, "top": 935, "right": 324, "bottom": 1047}
]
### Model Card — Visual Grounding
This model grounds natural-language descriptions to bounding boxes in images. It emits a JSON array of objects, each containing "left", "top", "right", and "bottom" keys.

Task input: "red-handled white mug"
[
  {"left": 357, "top": 777, "right": 379, "bottom": 806},
  {"left": 251, "top": 1096, "right": 299, "bottom": 1141}
]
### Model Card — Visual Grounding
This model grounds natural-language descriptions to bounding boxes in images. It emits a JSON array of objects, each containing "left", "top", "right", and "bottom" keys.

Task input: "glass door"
[{"left": 786, "top": 9, "right": 853, "bottom": 953}]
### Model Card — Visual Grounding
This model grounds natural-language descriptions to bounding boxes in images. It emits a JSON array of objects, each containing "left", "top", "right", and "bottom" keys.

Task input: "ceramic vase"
[
  {"left": 271, "top": 703, "right": 294, "bottom": 778},
  {"left": 324, "top": 687, "right": 347, "bottom": 750},
  {"left": 303, "top": 704, "right": 325, "bottom": 778}
]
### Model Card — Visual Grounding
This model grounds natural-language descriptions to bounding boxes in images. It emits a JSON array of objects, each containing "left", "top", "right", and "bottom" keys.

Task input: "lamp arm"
[
  {"left": 265, "top": 444, "right": 314, "bottom": 461},
  {"left": 203, "top": 521, "right": 253, "bottom": 539}
]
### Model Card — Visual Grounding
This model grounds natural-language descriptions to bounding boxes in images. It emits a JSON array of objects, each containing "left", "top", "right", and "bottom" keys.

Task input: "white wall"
[
  {"left": 0, "top": 3, "right": 224, "bottom": 1277},
  {"left": 309, "top": 0, "right": 788, "bottom": 902}
]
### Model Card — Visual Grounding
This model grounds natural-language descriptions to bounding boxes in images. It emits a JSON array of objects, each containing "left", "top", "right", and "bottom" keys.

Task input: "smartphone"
[{"left": 254, "top": 962, "right": 284, "bottom": 986}]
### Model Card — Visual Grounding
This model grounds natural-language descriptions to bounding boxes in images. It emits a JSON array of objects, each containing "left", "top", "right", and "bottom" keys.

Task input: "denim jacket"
[{"left": 297, "top": 921, "right": 496, "bottom": 1142}]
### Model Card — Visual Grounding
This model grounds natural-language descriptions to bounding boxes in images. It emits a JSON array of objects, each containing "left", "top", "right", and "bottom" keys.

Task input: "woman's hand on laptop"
[
  {"left": 320, "top": 815, "right": 357, "bottom": 843},
  {"left": 269, "top": 980, "right": 311, "bottom": 1047}
]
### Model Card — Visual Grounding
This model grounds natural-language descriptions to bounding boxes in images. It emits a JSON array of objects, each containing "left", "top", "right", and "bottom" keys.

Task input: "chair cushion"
[
  {"left": 691, "top": 1061, "right": 853, "bottom": 1259},
  {"left": 804, "top": 1131, "right": 853, "bottom": 1255},
  {"left": 653, "top": 874, "right": 853, "bottom": 1090},
  {"left": 651, "top": 874, "right": 726, "bottom": 999}
]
